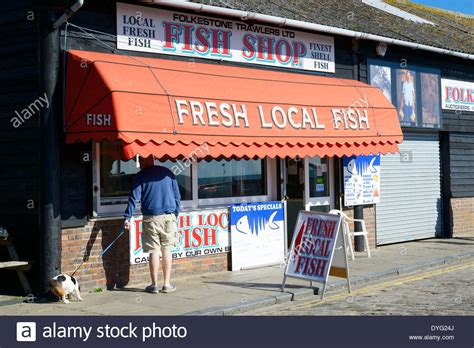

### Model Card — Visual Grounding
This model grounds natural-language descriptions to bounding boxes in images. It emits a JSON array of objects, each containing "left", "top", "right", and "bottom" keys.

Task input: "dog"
[
  {"left": 49, "top": 274, "right": 83, "bottom": 304},
  {"left": 0, "top": 226, "right": 8, "bottom": 239}
]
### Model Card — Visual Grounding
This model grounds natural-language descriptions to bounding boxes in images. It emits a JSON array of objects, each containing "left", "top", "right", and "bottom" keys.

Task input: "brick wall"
[
  {"left": 61, "top": 219, "right": 229, "bottom": 291},
  {"left": 451, "top": 197, "right": 474, "bottom": 237},
  {"left": 342, "top": 205, "right": 377, "bottom": 250}
]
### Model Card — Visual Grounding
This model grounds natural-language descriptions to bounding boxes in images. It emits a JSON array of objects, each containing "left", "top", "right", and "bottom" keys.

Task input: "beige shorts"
[{"left": 142, "top": 214, "right": 178, "bottom": 253}]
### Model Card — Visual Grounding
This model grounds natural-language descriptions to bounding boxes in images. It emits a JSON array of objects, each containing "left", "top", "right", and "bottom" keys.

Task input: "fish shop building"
[{"left": 0, "top": 0, "right": 472, "bottom": 293}]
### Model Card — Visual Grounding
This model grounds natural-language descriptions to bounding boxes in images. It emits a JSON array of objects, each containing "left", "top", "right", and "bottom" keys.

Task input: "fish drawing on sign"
[
  {"left": 368, "top": 157, "right": 378, "bottom": 173},
  {"left": 235, "top": 211, "right": 279, "bottom": 236},
  {"left": 347, "top": 156, "right": 378, "bottom": 175},
  {"left": 346, "top": 158, "right": 357, "bottom": 175}
]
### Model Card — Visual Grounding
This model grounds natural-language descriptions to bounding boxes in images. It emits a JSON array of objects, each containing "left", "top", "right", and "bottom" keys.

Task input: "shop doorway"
[
  {"left": 284, "top": 157, "right": 305, "bottom": 246},
  {"left": 283, "top": 157, "right": 334, "bottom": 246}
]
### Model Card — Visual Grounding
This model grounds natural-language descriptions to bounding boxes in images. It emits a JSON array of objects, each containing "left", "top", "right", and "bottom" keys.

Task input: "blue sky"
[{"left": 412, "top": 0, "right": 474, "bottom": 15}]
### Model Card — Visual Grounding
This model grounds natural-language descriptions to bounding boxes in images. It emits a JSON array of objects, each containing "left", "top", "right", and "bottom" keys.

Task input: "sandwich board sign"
[
  {"left": 282, "top": 211, "right": 351, "bottom": 299},
  {"left": 230, "top": 201, "right": 285, "bottom": 271}
]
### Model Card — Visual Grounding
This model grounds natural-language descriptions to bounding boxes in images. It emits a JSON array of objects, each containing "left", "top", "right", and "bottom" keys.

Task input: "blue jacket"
[{"left": 124, "top": 165, "right": 181, "bottom": 220}]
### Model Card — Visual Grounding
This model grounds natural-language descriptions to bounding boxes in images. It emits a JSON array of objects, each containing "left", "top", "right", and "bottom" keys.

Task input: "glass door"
[
  {"left": 282, "top": 156, "right": 334, "bottom": 247},
  {"left": 283, "top": 157, "right": 305, "bottom": 246},
  {"left": 304, "top": 156, "right": 334, "bottom": 213}
]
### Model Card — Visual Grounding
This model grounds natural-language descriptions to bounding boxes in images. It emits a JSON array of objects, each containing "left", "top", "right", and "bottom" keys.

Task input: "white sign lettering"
[
  {"left": 117, "top": 3, "right": 335, "bottom": 73},
  {"left": 86, "top": 113, "right": 111, "bottom": 126}
]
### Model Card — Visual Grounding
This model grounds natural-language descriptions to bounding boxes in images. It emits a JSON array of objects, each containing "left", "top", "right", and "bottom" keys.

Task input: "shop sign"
[
  {"left": 282, "top": 211, "right": 350, "bottom": 299},
  {"left": 173, "top": 99, "right": 371, "bottom": 131},
  {"left": 117, "top": 3, "right": 335, "bottom": 73},
  {"left": 441, "top": 78, "right": 474, "bottom": 112},
  {"left": 230, "top": 201, "right": 285, "bottom": 271},
  {"left": 343, "top": 154, "right": 381, "bottom": 206},
  {"left": 129, "top": 209, "right": 230, "bottom": 265}
]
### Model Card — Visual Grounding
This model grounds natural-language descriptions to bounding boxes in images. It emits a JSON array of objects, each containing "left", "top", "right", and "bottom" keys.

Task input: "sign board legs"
[
  {"left": 321, "top": 282, "right": 328, "bottom": 300},
  {"left": 344, "top": 238, "right": 352, "bottom": 293},
  {"left": 281, "top": 275, "right": 287, "bottom": 292}
]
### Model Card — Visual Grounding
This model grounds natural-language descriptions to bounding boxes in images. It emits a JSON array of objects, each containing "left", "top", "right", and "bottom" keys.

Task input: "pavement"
[{"left": 0, "top": 237, "right": 473, "bottom": 316}]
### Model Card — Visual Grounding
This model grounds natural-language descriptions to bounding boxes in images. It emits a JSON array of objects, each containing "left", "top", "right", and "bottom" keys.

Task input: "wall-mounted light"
[{"left": 376, "top": 42, "right": 388, "bottom": 57}]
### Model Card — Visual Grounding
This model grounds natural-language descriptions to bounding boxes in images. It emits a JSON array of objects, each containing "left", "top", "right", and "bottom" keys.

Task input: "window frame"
[
  {"left": 92, "top": 143, "right": 275, "bottom": 217},
  {"left": 196, "top": 157, "right": 272, "bottom": 207},
  {"left": 304, "top": 156, "right": 335, "bottom": 210},
  {"left": 92, "top": 142, "right": 134, "bottom": 216}
]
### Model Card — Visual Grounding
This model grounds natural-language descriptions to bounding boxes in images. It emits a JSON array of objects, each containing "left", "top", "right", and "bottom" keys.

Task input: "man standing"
[
  {"left": 400, "top": 70, "right": 416, "bottom": 123},
  {"left": 124, "top": 156, "right": 181, "bottom": 294}
]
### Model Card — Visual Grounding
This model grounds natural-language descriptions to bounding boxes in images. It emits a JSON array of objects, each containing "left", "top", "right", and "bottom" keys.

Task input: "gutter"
[
  {"left": 139, "top": 0, "right": 474, "bottom": 60},
  {"left": 53, "top": 0, "right": 84, "bottom": 29}
]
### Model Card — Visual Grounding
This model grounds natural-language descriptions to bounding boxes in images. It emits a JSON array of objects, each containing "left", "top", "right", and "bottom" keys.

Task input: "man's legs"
[
  {"left": 149, "top": 250, "right": 172, "bottom": 288},
  {"left": 404, "top": 104, "right": 412, "bottom": 122},
  {"left": 149, "top": 252, "right": 160, "bottom": 287},
  {"left": 142, "top": 215, "right": 162, "bottom": 289},
  {"left": 161, "top": 249, "right": 172, "bottom": 287}
]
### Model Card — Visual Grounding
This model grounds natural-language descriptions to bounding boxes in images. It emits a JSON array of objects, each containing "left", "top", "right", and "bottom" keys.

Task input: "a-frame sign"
[{"left": 282, "top": 211, "right": 352, "bottom": 299}]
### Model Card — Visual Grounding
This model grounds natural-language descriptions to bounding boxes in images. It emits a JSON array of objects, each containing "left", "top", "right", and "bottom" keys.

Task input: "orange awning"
[{"left": 65, "top": 50, "right": 402, "bottom": 160}]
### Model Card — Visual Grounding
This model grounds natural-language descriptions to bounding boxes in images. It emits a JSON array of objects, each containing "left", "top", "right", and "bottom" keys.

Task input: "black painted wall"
[
  {"left": 448, "top": 133, "right": 474, "bottom": 198},
  {"left": 0, "top": 0, "right": 41, "bottom": 291},
  {"left": 440, "top": 64, "right": 474, "bottom": 200}
]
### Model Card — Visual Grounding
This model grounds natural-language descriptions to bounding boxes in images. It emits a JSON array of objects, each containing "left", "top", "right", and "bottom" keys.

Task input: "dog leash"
[{"left": 71, "top": 228, "right": 126, "bottom": 277}]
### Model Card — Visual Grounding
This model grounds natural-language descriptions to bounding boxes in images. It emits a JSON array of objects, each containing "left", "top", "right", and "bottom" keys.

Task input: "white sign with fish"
[
  {"left": 230, "top": 201, "right": 285, "bottom": 271},
  {"left": 343, "top": 154, "right": 381, "bottom": 206}
]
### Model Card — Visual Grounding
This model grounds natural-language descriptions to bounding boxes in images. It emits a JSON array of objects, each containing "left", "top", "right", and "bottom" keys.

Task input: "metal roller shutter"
[{"left": 376, "top": 133, "right": 442, "bottom": 245}]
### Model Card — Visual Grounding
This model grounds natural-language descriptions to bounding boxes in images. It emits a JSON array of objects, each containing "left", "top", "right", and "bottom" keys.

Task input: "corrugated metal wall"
[{"left": 376, "top": 133, "right": 442, "bottom": 245}]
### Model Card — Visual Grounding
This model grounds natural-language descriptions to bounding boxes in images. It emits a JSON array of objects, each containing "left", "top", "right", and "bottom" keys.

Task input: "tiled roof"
[{"left": 189, "top": 0, "right": 474, "bottom": 55}]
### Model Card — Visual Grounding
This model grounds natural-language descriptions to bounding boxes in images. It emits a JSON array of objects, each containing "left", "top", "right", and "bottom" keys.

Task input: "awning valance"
[{"left": 65, "top": 50, "right": 402, "bottom": 159}]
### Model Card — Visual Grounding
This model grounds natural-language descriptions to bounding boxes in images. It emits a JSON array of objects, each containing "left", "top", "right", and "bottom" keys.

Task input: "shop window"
[
  {"left": 98, "top": 143, "right": 193, "bottom": 204},
  {"left": 197, "top": 159, "right": 266, "bottom": 199},
  {"left": 368, "top": 59, "right": 441, "bottom": 129},
  {"left": 99, "top": 142, "right": 140, "bottom": 201},
  {"left": 308, "top": 157, "right": 330, "bottom": 198},
  {"left": 156, "top": 160, "right": 193, "bottom": 201},
  {"left": 93, "top": 143, "right": 272, "bottom": 216}
]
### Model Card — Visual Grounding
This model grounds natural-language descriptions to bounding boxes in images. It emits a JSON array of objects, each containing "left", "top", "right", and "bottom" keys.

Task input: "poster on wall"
[
  {"left": 343, "top": 154, "right": 381, "bottom": 206},
  {"left": 117, "top": 2, "right": 335, "bottom": 73},
  {"left": 396, "top": 69, "right": 417, "bottom": 127},
  {"left": 129, "top": 209, "right": 230, "bottom": 265},
  {"left": 420, "top": 72, "right": 441, "bottom": 127},
  {"left": 369, "top": 65, "right": 392, "bottom": 102},
  {"left": 282, "top": 211, "right": 350, "bottom": 299},
  {"left": 230, "top": 201, "right": 285, "bottom": 271},
  {"left": 369, "top": 60, "right": 442, "bottom": 129},
  {"left": 441, "top": 78, "right": 474, "bottom": 112}
]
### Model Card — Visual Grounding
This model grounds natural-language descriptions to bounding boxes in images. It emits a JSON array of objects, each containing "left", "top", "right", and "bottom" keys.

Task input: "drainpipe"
[
  {"left": 350, "top": 39, "right": 365, "bottom": 253},
  {"left": 38, "top": 0, "right": 83, "bottom": 295},
  {"left": 140, "top": 0, "right": 474, "bottom": 61}
]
